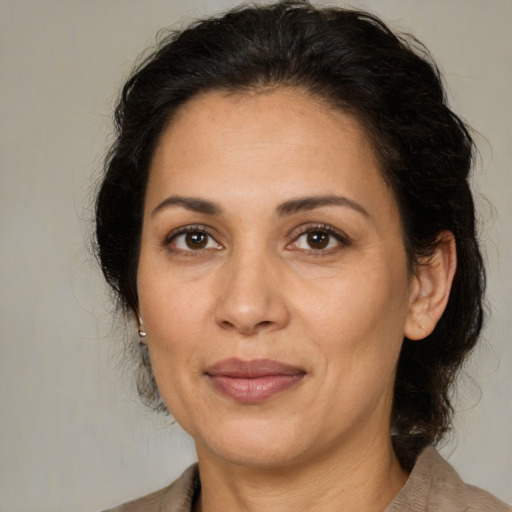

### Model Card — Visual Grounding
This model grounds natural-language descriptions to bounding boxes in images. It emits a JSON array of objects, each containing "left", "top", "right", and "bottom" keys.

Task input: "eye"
[
  {"left": 287, "top": 225, "right": 349, "bottom": 252},
  {"left": 295, "top": 230, "right": 339, "bottom": 250},
  {"left": 167, "top": 226, "right": 222, "bottom": 252}
]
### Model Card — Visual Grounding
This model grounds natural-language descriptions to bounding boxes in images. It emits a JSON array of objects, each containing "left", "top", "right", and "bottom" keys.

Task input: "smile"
[{"left": 205, "top": 358, "right": 306, "bottom": 404}]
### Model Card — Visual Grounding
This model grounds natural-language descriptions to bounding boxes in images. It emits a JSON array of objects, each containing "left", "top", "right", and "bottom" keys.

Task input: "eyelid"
[
  {"left": 286, "top": 223, "right": 352, "bottom": 251},
  {"left": 162, "top": 222, "right": 350, "bottom": 254},
  {"left": 164, "top": 224, "right": 211, "bottom": 243},
  {"left": 164, "top": 224, "right": 222, "bottom": 251}
]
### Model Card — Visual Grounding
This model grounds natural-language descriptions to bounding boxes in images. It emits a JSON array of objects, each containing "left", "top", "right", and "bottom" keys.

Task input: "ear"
[{"left": 404, "top": 231, "right": 457, "bottom": 341}]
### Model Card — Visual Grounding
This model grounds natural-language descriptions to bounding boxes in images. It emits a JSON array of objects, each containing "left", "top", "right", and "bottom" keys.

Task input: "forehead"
[{"left": 147, "top": 88, "right": 396, "bottom": 220}]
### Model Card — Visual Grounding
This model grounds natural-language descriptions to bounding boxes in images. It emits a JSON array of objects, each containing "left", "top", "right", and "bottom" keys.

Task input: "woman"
[{"left": 95, "top": 1, "right": 509, "bottom": 510}]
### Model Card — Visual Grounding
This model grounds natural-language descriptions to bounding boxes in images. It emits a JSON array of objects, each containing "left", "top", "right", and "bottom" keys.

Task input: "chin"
[
  {"left": 206, "top": 443, "right": 306, "bottom": 469},
  {"left": 194, "top": 416, "right": 312, "bottom": 469}
]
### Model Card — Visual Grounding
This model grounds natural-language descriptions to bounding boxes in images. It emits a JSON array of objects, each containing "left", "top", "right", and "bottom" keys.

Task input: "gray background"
[{"left": 0, "top": 1, "right": 510, "bottom": 510}]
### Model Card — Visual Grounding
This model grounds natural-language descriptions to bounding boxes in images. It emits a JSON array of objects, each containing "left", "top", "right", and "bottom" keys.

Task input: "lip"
[{"left": 205, "top": 358, "right": 306, "bottom": 403}]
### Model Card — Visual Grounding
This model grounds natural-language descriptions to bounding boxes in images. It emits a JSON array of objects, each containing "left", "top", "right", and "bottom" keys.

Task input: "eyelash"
[
  {"left": 163, "top": 223, "right": 351, "bottom": 256},
  {"left": 164, "top": 224, "right": 220, "bottom": 256},
  {"left": 287, "top": 224, "right": 351, "bottom": 254}
]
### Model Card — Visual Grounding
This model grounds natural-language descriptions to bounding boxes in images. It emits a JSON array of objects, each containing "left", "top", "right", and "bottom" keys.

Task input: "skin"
[{"left": 137, "top": 89, "right": 456, "bottom": 512}]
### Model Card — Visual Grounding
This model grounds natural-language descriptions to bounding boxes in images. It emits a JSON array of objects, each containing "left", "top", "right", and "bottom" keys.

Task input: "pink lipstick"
[{"left": 205, "top": 358, "right": 305, "bottom": 403}]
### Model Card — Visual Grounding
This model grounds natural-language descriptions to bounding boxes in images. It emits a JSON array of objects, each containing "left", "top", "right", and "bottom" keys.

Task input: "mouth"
[{"left": 204, "top": 358, "right": 306, "bottom": 404}]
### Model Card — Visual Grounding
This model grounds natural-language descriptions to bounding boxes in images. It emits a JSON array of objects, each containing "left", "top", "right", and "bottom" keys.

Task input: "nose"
[{"left": 214, "top": 249, "right": 291, "bottom": 335}]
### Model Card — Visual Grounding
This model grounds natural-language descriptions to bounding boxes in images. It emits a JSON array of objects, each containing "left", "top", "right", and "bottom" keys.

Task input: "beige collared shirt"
[{"left": 104, "top": 447, "right": 510, "bottom": 511}]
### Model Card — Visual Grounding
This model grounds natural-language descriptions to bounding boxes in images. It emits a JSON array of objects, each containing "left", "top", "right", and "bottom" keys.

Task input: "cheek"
[
  {"left": 300, "top": 268, "right": 408, "bottom": 338},
  {"left": 139, "top": 247, "right": 204, "bottom": 321},
  {"left": 306, "top": 272, "right": 409, "bottom": 392},
  {"left": 137, "top": 274, "right": 192, "bottom": 378},
  {"left": 139, "top": 281, "right": 210, "bottom": 415},
  {"left": 141, "top": 279, "right": 211, "bottom": 348}
]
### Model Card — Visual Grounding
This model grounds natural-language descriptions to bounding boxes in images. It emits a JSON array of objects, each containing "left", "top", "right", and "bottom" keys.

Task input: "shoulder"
[
  {"left": 387, "top": 447, "right": 511, "bottom": 512},
  {"left": 102, "top": 464, "right": 199, "bottom": 512}
]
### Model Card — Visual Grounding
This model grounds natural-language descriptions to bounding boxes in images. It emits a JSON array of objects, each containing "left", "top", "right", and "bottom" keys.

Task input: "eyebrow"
[
  {"left": 277, "top": 195, "right": 369, "bottom": 217},
  {"left": 151, "top": 196, "right": 223, "bottom": 217},
  {"left": 151, "top": 194, "right": 368, "bottom": 218}
]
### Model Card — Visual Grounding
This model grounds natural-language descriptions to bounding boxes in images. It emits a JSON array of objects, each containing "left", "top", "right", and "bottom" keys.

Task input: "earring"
[{"left": 138, "top": 317, "right": 147, "bottom": 341}]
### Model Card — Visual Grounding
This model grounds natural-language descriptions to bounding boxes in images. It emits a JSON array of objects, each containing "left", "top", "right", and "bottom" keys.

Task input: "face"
[{"left": 137, "top": 89, "right": 417, "bottom": 469}]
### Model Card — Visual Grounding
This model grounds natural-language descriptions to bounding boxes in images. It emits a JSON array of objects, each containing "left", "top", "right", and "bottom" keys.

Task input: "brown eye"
[
  {"left": 185, "top": 232, "right": 208, "bottom": 249},
  {"left": 288, "top": 225, "right": 348, "bottom": 253},
  {"left": 169, "top": 228, "right": 222, "bottom": 252},
  {"left": 307, "top": 231, "right": 329, "bottom": 250}
]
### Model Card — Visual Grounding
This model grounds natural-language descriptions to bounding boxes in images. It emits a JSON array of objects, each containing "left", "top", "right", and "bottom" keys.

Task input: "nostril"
[
  {"left": 213, "top": 287, "right": 291, "bottom": 335},
  {"left": 219, "top": 320, "right": 235, "bottom": 330},
  {"left": 218, "top": 319, "right": 274, "bottom": 335},
  {"left": 256, "top": 320, "right": 272, "bottom": 329}
]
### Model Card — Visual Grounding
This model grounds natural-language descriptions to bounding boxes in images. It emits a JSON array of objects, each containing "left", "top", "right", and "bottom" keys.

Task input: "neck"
[{"left": 194, "top": 434, "right": 408, "bottom": 512}]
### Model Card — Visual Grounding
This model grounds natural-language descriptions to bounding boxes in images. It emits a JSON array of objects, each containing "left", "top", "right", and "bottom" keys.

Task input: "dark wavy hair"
[{"left": 95, "top": 0, "right": 485, "bottom": 470}]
